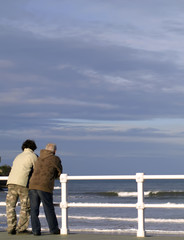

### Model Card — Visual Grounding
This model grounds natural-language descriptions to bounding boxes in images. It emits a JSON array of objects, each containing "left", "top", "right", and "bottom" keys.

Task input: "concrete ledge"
[{"left": 1, "top": 231, "right": 184, "bottom": 240}]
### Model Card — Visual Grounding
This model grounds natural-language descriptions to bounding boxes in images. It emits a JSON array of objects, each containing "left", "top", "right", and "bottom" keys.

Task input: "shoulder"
[
  {"left": 23, "top": 150, "right": 37, "bottom": 163},
  {"left": 55, "top": 155, "right": 61, "bottom": 161},
  {"left": 54, "top": 156, "right": 62, "bottom": 164}
]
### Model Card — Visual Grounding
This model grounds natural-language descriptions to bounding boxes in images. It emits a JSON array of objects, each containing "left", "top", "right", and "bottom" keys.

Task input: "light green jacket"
[{"left": 7, "top": 148, "right": 37, "bottom": 187}]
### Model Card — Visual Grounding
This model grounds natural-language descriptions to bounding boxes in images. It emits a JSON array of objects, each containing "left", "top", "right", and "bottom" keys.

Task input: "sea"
[{"left": 1, "top": 179, "right": 184, "bottom": 235}]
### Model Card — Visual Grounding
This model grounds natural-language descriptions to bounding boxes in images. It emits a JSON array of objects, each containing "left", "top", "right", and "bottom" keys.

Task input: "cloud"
[
  {"left": 28, "top": 97, "right": 117, "bottom": 109},
  {"left": 48, "top": 118, "right": 184, "bottom": 144},
  {"left": 0, "top": 59, "right": 14, "bottom": 68},
  {"left": 162, "top": 86, "right": 184, "bottom": 93},
  {"left": 2, "top": 0, "right": 184, "bottom": 55},
  {"left": 0, "top": 88, "right": 30, "bottom": 104}
]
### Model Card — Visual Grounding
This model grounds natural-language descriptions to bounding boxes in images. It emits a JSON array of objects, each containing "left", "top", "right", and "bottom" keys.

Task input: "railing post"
[
  {"left": 136, "top": 173, "right": 145, "bottom": 237},
  {"left": 60, "top": 173, "right": 69, "bottom": 234}
]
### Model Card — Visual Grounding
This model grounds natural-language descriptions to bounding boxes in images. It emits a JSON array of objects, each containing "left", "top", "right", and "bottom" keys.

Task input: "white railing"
[
  {"left": 1, "top": 173, "right": 184, "bottom": 237},
  {"left": 60, "top": 173, "right": 184, "bottom": 237}
]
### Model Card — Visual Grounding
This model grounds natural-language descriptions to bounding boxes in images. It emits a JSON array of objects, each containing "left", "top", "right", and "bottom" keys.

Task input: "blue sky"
[{"left": 1, "top": 0, "right": 184, "bottom": 175}]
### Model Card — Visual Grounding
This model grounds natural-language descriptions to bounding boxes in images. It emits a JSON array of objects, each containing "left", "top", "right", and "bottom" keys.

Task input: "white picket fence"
[{"left": 1, "top": 173, "right": 184, "bottom": 237}]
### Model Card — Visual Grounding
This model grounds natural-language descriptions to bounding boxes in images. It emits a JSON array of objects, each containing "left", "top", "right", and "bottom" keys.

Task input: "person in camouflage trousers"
[
  {"left": 6, "top": 139, "right": 37, "bottom": 234},
  {"left": 6, "top": 185, "right": 30, "bottom": 233}
]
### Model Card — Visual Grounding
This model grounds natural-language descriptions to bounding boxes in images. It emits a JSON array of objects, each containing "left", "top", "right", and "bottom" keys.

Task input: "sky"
[{"left": 1, "top": 0, "right": 184, "bottom": 175}]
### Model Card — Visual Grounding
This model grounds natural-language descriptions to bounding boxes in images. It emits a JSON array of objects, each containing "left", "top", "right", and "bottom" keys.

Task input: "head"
[
  {"left": 45, "top": 143, "right": 57, "bottom": 154},
  {"left": 22, "top": 139, "right": 37, "bottom": 151}
]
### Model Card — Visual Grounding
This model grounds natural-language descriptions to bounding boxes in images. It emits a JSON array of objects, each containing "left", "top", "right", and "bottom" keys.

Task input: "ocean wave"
[
  {"left": 96, "top": 191, "right": 138, "bottom": 197},
  {"left": 118, "top": 192, "right": 137, "bottom": 197},
  {"left": 70, "top": 227, "right": 137, "bottom": 234},
  {"left": 96, "top": 190, "right": 184, "bottom": 198},
  {"left": 69, "top": 215, "right": 137, "bottom": 222},
  {"left": 54, "top": 187, "right": 184, "bottom": 198},
  {"left": 148, "top": 190, "right": 184, "bottom": 197},
  {"left": 1, "top": 212, "right": 184, "bottom": 223},
  {"left": 69, "top": 215, "right": 184, "bottom": 223}
]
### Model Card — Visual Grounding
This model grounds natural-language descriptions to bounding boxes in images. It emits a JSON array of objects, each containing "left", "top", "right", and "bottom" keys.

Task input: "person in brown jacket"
[{"left": 29, "top": 143, "right": 63, "bottom": 235}]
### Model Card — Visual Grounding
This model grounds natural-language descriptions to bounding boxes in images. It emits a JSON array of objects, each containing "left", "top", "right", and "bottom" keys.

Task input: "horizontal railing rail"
[
  {"left": 0, "top": 176, "right": 8, "bottom": 180},
  {"left": 1, "top": 173, "right": 184, "bottom": 237}
]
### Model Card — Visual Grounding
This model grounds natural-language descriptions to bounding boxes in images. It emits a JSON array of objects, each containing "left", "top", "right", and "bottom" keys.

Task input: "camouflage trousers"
[{"left": 6, "top": 184, "right": 30, "bottom": 232}]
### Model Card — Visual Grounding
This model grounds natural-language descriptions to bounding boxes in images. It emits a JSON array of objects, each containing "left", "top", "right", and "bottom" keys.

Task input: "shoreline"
[{"left": 1, "top": 231, "right": 184, "bottom": 240}]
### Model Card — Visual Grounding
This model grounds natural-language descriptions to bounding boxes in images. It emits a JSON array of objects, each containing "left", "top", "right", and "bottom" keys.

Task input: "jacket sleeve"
[{"left": 54, "top": 157, "right": 63, "bottom": 178}]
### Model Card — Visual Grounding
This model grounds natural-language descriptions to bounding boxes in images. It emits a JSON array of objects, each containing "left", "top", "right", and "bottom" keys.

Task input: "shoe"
[
  {"left": 17, "top": 230, "right": 32, "bottom": 234},
  {"left": 51, "top": 228, "right": 60, "bottom": 234},
  {"left": 8, "top": 229, "right": 16, "bottom": 235},
  {"left": 33, "top": 232, "right": 41, "bottom": 236}
]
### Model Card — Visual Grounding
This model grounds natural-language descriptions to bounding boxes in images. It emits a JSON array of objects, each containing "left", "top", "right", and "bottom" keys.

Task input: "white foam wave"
[
  {"left": 146, "top": 218, "right": 184, "bottom": 223},
  {"left": 117, "top": 191, "right": 152, "bottom": 197},
  {"left": 144, "top": 191, "right": 152, "bottom": 196},
  {"left": 69, "top": 215, "right": 184, "bottom": 224},
  {"left": 70, "top": 228, "right": 137, "bottom": 234},
  {"left": 69, "top": 216, "right": 137, "bottom": 222},
  {"left": 1, "top": 212, "right": 184, "bottom": 224},
  {"left": 118, "top": 192, "right": 137, "bottom": 197}
]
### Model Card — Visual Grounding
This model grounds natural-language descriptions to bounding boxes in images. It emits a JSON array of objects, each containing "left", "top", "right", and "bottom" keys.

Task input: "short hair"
[
  {"left": 22, "top": 139, "right": 37, "bottom": 151},
  {"left": 45, "top": 143, "right": 57, "bottom": 153}
]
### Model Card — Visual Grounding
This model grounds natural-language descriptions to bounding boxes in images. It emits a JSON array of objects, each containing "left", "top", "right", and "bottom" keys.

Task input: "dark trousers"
[{"left": 29, "top": 189, "right": 59, "bottom": 234}]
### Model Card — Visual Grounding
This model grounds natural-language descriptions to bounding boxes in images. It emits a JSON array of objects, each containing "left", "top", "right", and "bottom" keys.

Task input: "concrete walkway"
[{"left": 1, "top": 231, "right": 184, "bottom": 240}]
